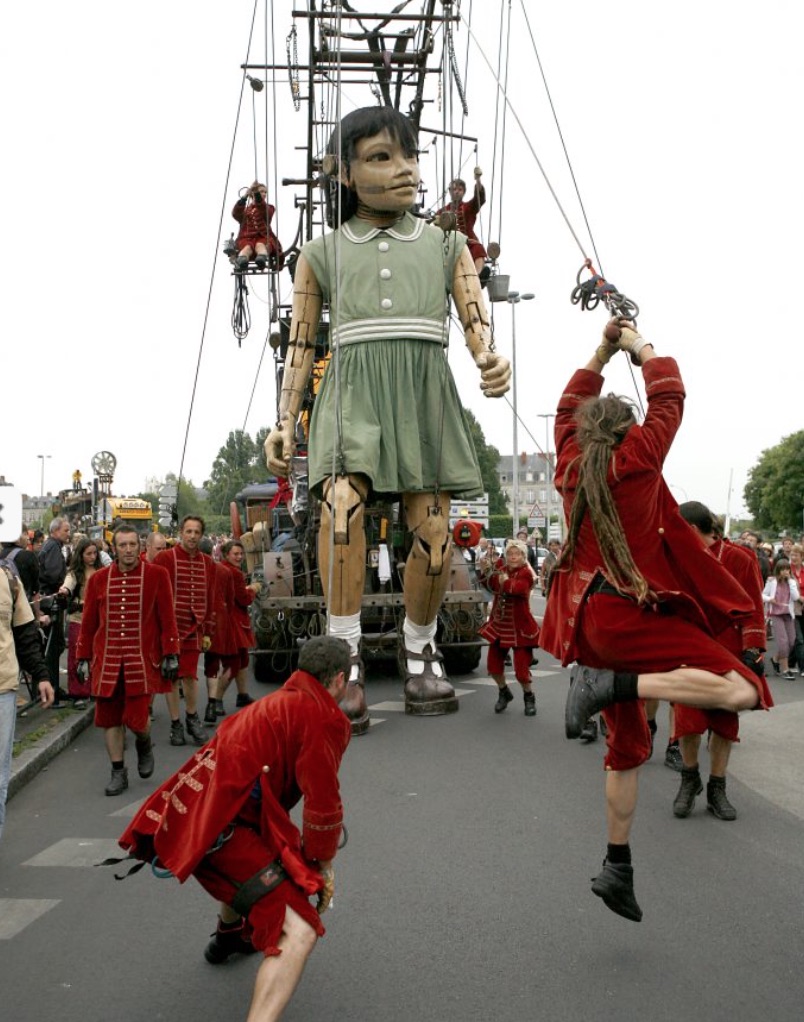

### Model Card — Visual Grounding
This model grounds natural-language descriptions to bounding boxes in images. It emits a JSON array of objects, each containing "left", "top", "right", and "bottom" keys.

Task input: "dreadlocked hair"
[{"left": 561, "top": 394, "right": 651, "bottom": 605}]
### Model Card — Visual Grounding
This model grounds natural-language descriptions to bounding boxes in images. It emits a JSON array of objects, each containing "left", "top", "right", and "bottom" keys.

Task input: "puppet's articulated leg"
[
  {"left": 319, "top": 474, "right": 370, "bottom": 735},
  {"left": 399, "top": 492, "right": 458, "bottom": 716}
]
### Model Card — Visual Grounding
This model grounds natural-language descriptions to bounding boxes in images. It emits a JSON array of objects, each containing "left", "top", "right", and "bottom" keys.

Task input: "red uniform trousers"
[
  {"left": 193, "top": 823, "right": 324, "bottom": 957},
  {"left": 486, "top": 643, "right": 533, "bottom": 684},
  {"left": 574, "top": 592, "right": 772, "bottom": 771}
]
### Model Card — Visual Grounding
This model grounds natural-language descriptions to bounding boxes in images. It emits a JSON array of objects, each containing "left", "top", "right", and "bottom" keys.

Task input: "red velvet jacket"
[
  {"left": 710, "top": 538, "right": 766, "bottom": 654},
  {"left": 153, "top": 545, "right": 216, "bottom": 649},
  {"left": 208, "top": 561, "right": 237, "bottom": 656},
  {"left": 76, "top": 561, "right": 179, "bottom": 696},
  {"left": 119, "top": 670, "right": 351, "bottom": 893},
  {"left": 541, "top": 357, "right": 755, "bottom": 664},
  {"left": 478, "top": 559, "right": 540, "bottom": 648},
  {"left": 221, "top": 558, "right": 256, "bottom": 650}
]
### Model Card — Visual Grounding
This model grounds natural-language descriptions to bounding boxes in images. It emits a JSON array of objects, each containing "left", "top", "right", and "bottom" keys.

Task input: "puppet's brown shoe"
[
  {"left": 340, "top": 654, "right": 370, "bottom": 736},
  {"left": 401, "top": 643, "right": 459, "bottom": 716}
]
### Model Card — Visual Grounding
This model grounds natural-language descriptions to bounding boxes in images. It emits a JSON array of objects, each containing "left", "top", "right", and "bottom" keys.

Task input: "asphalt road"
[{"left": 3, "top": 600, "right": 804, "bottom": 1022}]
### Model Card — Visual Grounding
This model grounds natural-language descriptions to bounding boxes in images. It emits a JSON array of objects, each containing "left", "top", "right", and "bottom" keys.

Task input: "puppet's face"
[{"left": 345, "top": 128, "right": 419, "bottom": 212}]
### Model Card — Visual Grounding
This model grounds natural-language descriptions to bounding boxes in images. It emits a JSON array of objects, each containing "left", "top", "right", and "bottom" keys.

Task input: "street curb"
[{"left": 9, "top": 706, "right": 94, "bottom": 803}]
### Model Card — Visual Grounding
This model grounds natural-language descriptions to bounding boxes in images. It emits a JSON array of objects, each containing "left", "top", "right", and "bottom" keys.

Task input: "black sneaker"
[
  {"left": 494, "top": 685, "right": 514, "bottom": 713},
  {"left": 706, "top": 777, "right": 737, "bottom": 821},
  {"left": 591, "top": 860, "right": 642, "bottom": 922},
  {"left": 204, "top": 920, "right": 258, "bottom": 964},
  {"left": 204, "top": 702, "right": 218, "bottom": 726},
  {"left": 170, "top": 720, "right": 187, "bottom": 747},
  {"left": 664, "top": 741, "right": 683, "bottom": 772},
  {"left": 185, "top": 713, "right": 207, "bottom": 747},
  {"left": 216, "top": 702, "right": 226, "bottom": 716},
  {"left": 523, "top": 691, "right": 537, "bottom": 717},
  {"left": 235, "top": 693, "right": 254, "bottom": 708},
  {"left": 579, "top": 718, "right": 598, "bottom": 743},
  {"left": 673, "top": 767, "right": 703, "bottom": 818}
]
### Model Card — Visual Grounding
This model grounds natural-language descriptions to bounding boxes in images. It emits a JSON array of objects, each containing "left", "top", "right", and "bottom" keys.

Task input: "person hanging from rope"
[
  {"left": 264, "top": 106, "right": 510, "bottom": 732},
  {"left": 539, "top": 317, "right": 773, "bottom": 923},
  {"left": 435, "top": 168, "right": 490, "bottom": 283},
  {"left": 232, "top": 180, "right": 284, "bottom": 272}
]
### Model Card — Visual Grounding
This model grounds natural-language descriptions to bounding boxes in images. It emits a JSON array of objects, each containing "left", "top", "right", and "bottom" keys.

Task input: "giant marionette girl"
[{"left": 264, "top": 106, "right": 510, "bottom": 730}]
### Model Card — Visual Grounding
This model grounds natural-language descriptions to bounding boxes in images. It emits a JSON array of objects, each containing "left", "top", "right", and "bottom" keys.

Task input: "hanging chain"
[
  {"left": 446, "top": 21, "right": 468, "bottom": 115},
  {"left": 286, "top": 25, "right": 300, "bottom": 111}
]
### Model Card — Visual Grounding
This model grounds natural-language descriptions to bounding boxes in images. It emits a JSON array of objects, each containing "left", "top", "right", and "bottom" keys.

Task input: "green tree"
[
  {"left": 744, "top": 431, "right": 804, "bottom": 534},
  {"left": 464, "top": 409, "right": 508, "bottom": 515},
  {"left": 204, "top": 429, "right": 269, "bottom": 515}
]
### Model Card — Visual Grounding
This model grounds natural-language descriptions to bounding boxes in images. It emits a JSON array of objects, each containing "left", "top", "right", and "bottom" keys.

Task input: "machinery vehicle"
[{"left": 88, "top": 497, "right": 154, "bottom": 546}]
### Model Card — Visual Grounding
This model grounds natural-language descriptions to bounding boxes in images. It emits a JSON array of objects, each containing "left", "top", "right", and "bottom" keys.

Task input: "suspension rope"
[{"left": 176, "top": 0, "right": 260, "bottom": 515}]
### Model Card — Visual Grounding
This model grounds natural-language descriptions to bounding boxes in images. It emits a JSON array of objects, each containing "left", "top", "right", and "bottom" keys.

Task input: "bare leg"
[
  {"left": 708, "top": 732, "right": 732, "bottom": 777},
  {"left": 182, "top": 677, "right": 199, "bottom": 715},
  {"left": 637, "top": 668, "right": 758, "bottom": 712},
  {"left": 166, "top": 684, "right": 181, "bottom": 722},
  {"left": 605, "top": 768, "right": 639, "bottom": 844},
  {"left": 679, "top": 733, "right": 702, "bottom": 769},
  {"left": 246, "top": 906, "right": 318, "bottom": 1022},
  {"left": 104, "top": 725, "right": 124, "bottom": 763}
]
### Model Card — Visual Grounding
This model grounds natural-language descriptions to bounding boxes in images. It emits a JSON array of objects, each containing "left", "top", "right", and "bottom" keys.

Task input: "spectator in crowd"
[
  {"left": 740, "top": 530, "right": 771, "bottom": 583},
  {"left": 788, "top": 543, "right": 804, "bottom": 674},
  {"left": 515, "top": 528, "right": 538, "bottom": 571},
  {"left": 1, "top": 565, "right": 54, "bottom": 842},
  {"left": 77, "top": 525, "right": 179, "bottom": 796},
  {"left": 539, "top": 539, "right": 562, "bottom": 598},
  {"left": 0, "top": 529, "right": 40, "bottom": 603},
  {"left": 143, "top": 532, "right": 168, "bottom": 563},
  {"left": 38, "top": 518, "right": 70, "bottom": 595},
  {"left": 59, "top": 538, "right": 102, "bottom": 708},
  {"left": 763, "top": 559, "right": 800, "bottom": 679}
]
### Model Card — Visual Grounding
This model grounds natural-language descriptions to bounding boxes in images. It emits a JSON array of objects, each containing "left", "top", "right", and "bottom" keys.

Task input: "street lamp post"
[
  {"left": 506, "top": 289, "right": 534, "bottom": 535},
  {"left": 537, "top": 413, "right": 556, "bottom": 541},
  {"left": 37, "top": 454, "right": 51, "bottom": 498}
]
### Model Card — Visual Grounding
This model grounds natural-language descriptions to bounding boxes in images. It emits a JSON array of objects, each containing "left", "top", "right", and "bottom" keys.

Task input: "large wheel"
[{"left": 442, "top": 644, "right": 482, "bottom": 675}]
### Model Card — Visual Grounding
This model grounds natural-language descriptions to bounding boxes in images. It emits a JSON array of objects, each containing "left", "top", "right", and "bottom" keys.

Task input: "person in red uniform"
[
  {"left": 76, "top": 524, "right": 179, "bottom": 796},
  {"left": 232, "top": 180, "right": 284, "bottom": 272},
  {"left": 118, "top": 635, "right": 351, "bottom": 1022},
  {"left": 477, "top": 538, "right": 540, "bottom": 716},
  {"left": 436, "top": 167, "right": 489, "bottom": 279},
  {"left": 673, "top": 501, "right": 767, "bottom": 821},
  {"left": 154, "top": 515, "right": 216, "bottom": 748},
  {"left": 540, "top": 318, "right": 773, "bottom": 923},
  {"left": 204, "top": 539, "right": 262, "bottom": 724},
  {"left": 200, "top": 536, "right": 234, "bottom": 726}
]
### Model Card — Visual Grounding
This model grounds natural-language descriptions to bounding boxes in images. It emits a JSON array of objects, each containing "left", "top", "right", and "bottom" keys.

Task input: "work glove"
[
  {"left": 76, "top": 660, "right": 90, "bottom": 683},
  {"left": 316, "top": 865, "right": 335, "bottom": 914},
  {"left": 595, "top": 318, "right": 624, "bottom": 364},
  {"left": 614, "top": 319, "right": 652, "bottom": 365},
  {"left": 161, "top": 654, "right": 179, "bottom": 681},
  {"left": 741, "top": 648, "right": 765, "bottom": 679}
]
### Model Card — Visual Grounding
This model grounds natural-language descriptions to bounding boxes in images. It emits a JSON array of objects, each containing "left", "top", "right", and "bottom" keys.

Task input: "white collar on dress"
[{"left": 342, "top": 211, "right": 426, "bottom": 244}]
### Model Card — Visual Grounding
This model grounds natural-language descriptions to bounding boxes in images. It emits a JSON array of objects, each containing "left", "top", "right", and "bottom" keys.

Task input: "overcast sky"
[{"left": 2, "top": 1, "right": 801, "bottom": 526}]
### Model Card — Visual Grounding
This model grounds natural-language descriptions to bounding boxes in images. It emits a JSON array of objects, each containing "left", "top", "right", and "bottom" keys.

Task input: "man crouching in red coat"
[{"left": 119, "top": 636, "right": 351, "bottom": 1022}]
